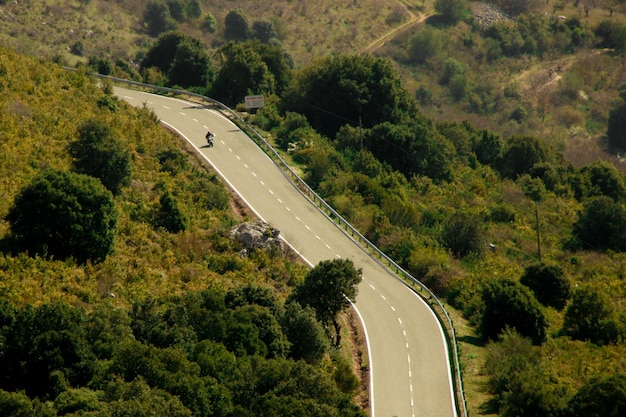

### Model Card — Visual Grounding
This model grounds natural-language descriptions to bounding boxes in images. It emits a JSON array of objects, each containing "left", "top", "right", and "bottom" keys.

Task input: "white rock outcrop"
[{"left": 229, "top": 220, "right": 284, "bottom": 252}]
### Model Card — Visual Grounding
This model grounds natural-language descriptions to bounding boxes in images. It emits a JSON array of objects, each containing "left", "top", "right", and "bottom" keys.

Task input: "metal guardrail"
[{"left": 92, "top": 73, "right": 468, "bottom": 417}]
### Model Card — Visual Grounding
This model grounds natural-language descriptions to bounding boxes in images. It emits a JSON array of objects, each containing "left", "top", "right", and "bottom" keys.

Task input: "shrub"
[
  {"left": 143, "top": 0, "right": 177, "bottom": 37},
  {"left": 440, "top": 211, "right": 484, "bottom": 258},
  {"left": 434, "top": 0, "right": 468, "bottom": 23},
  {"left": 520, "top": 263, "right": 571, "bottom": 310},
  {"left": 224, "top": 9, "right": 250, "bottom": 41},
  {"left": 568, "top": 374, "right": 626, "bottom": 417},
  {"left": 408, "top": 28, "right": 442, "bottom": 64},
  {"left": 480, "top": 278, "right": 548, "bottom": 345},
  {"left": 580, "top": 160, "right": 626, "bottom": 201},
  {"left": 155, "top": 189, "right": 187, "bottom": 233},
  {"left": 500, "top": 135, "right": 556, "bottom": 179},
  {"left": 571, "top": 195, "right": 626, "bottom": 251},
  {"left": 202, "top": 12, "right": 217, "bottom": 33},
  {"left": 7, "top": 169, "right": 117, "bottom": 264},
  {"left": 561, "top": 286, "right": 622, "bottom": 346},
  {"left": 595, "top": 20, "right": 626, "bottom": 52},
  {"left": 70, "top": 118, "right": 131, "bottom": 195}
]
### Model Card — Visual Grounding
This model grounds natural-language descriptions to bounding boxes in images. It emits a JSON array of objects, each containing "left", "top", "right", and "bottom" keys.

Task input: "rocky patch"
[{"left": 230, "top": 220, "right": 284, "bottom": 253}]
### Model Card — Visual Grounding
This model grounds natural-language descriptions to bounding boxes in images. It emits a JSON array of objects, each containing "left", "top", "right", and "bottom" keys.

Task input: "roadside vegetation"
[{"left": 3, "top": 0, "right": 626, "bottom": 416}]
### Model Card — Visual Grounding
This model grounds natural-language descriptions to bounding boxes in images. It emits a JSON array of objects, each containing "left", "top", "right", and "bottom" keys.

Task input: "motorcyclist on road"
[{"left": 206, "top": 130, "right": 214, "bottom": 146}]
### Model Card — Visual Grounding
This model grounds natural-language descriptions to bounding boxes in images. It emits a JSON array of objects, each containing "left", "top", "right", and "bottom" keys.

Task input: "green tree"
[
  {"left": 520, "top": 263, "right": 571, "bottom": 310},
  {"left": 408, "top": 27, "right": 442, "bottom": 64},
  {"left": 282, "top": 302, "right": 329, "bottom": 364},
  {"left": 366, "top": 120, "right": 455, "bottom": 181},
  {"left": 501, "top": 135, "right": 556, "bottom": 179},
  {"left": 85, "top": 303, "right": 134, "bottom": 359},
  {"left": 141, "top": 31, "right": 186, "bottom": 74},
  {"left": 143, "top": 0, "right": 177, "bottom": 37},
  {"left": 288, "top": 259, "right": 362, "bottom": 347},
  {"left": 484, "top": 330, "right": 568, "bottom": 417},
  {"left": 0, "top": 302, "right": 96, "bottom": 398},
  {"left": 595, "top": 19, "right": 626, "bottom": 52},
  {"left": 70, "top": 118, "right": 131, "bottom": 195},
  {"left": 7, "top": 169, "right": 117, "bottom": 263},
  {"left": 210, "top": 42, "right": 276, "bottom": 106},
  {"left": 155, "top": 189, "right": 187, "bottom": 233},
  {"left": 474, "top": 129, "right": 504, "bottom": 168},
  {"left": 480, "top": 278, "right": 548, "bottom": 345},
  {"left": 580, "top": 160, "right": 626, "bottom": 201},
  {"left": 274, "top": 111, "right": 311, "bottom": 150},
  {"left": 54, "top": 387, "right": 102, "bottom": 415},
  {"left": 166, "top": 0, "right": 186, "bottom": 22},
  {"left": 440, "top": 211, "right": 484, "bottom": 258},
  {"left": 0, "top": 390, "right": 55, "bottom": 417},
  {"left": 141, "top": 31, "right": 213, "bottom": 89},
  {"left": 439, "top": 58, "right": 465, "bottom": 85},
  {"left": 168, "top": 38, "right": 213, "bottom": 88},
  {"left": 203, "top": 12, "right": 217, "bottom": 33},
  {"left": 231, "top": 304, "right": 290, "bottom": 358},
  {"left": 252, "top": 20, "right": 277, "bottom": 44},
  {"left": 253, "top": 40, "right": 293, "bottom": 95},
  {"left": 562, "top": 286, "right": 622, "bottom": 345},
  {"left": 102, "top": 377, "right": 193, "bottom": 417},
  {"left": 225, "top": 284, "right": 283, "bottom": 317},
  {"left": 434, "top": 0, "right": 468, "bottom": 23},
  {"left": 186, "top": 0, "right": 201, "bottom": 19},
  {"left": 281, "top": 54, "right": 418, "bottom": 138},
  {"left": 571, "top": 195, "right": 626, "bottom": 251},
  {"left": 568, "top": 374, "right": 626, "bottom": 417},
  {"left": 224, "top": 9, "right": 250, "bottom": 41}
]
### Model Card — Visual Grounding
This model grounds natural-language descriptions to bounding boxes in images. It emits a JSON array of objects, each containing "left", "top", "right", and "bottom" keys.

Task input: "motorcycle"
[{"left": 206, "top": 132, "right": 214, "bottom": 147}]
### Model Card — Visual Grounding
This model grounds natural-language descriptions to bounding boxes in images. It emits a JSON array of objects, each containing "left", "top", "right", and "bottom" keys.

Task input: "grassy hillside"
[
  {"left": 0, "top": 46, "right": 372, "bottom": 416},
  {"left": 3, "top": 0, "right": 626, "bottom": 165},
  {"left": 0, "top": 0, "right": 412, "bottom": 66},
  {"left": 0, "top": 46, "right": 255, "bottom": 306}
]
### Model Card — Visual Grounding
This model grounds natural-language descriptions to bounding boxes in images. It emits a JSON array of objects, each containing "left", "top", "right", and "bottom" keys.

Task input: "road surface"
[{"left": 115, "top": 87, "right": 458, "bottom": 417}]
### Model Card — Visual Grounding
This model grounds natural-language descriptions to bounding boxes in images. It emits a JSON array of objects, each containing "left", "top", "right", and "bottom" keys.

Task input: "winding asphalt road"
[{"left": 115, "top": 87, "right": 457, "bottom": 417}]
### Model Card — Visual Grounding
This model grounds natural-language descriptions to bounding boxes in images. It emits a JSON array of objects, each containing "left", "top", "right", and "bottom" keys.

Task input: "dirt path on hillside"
[
  {"left": 513, "top": 49, "right": 608, "bottom": 102},
  {"left": 361, "top": 1, "right": 431, "bottom": 54}
]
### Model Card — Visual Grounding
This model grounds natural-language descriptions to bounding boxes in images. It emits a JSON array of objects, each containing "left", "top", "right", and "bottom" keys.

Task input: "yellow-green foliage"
[{"left": 0, "top": 46, "right": 305, "bottom": 308}]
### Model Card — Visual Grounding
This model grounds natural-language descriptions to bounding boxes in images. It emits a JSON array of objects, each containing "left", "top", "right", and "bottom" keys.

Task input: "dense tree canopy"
[
  {"left": 440, "top": 211, "right": 484, "bottom": 258},
  {"left": 168, "top": 38, "right": 213, "bottom": 88},
  {"left": 141, "top": 31, "right": 213, "bottom": 89},
  {"left": 0, "top": 289, "right": 363, "bottom": 416},
  {"left": 280, "top": 54, "right": 419, "bottom": 138},
  {"left": 6, "top": 169, "right": 117, "bottom": 263},
  {"left": 568, "top": 374, "right": 626, "bottom": 417},
  {"left": 365, "top": 119, "right": 455, "bottom": 181},
  {"left": 210, "top": 41, "right": 278, "bottom": 106},
  {"left": 483, "top": 331, "right": 568, "bottom": 417}
]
